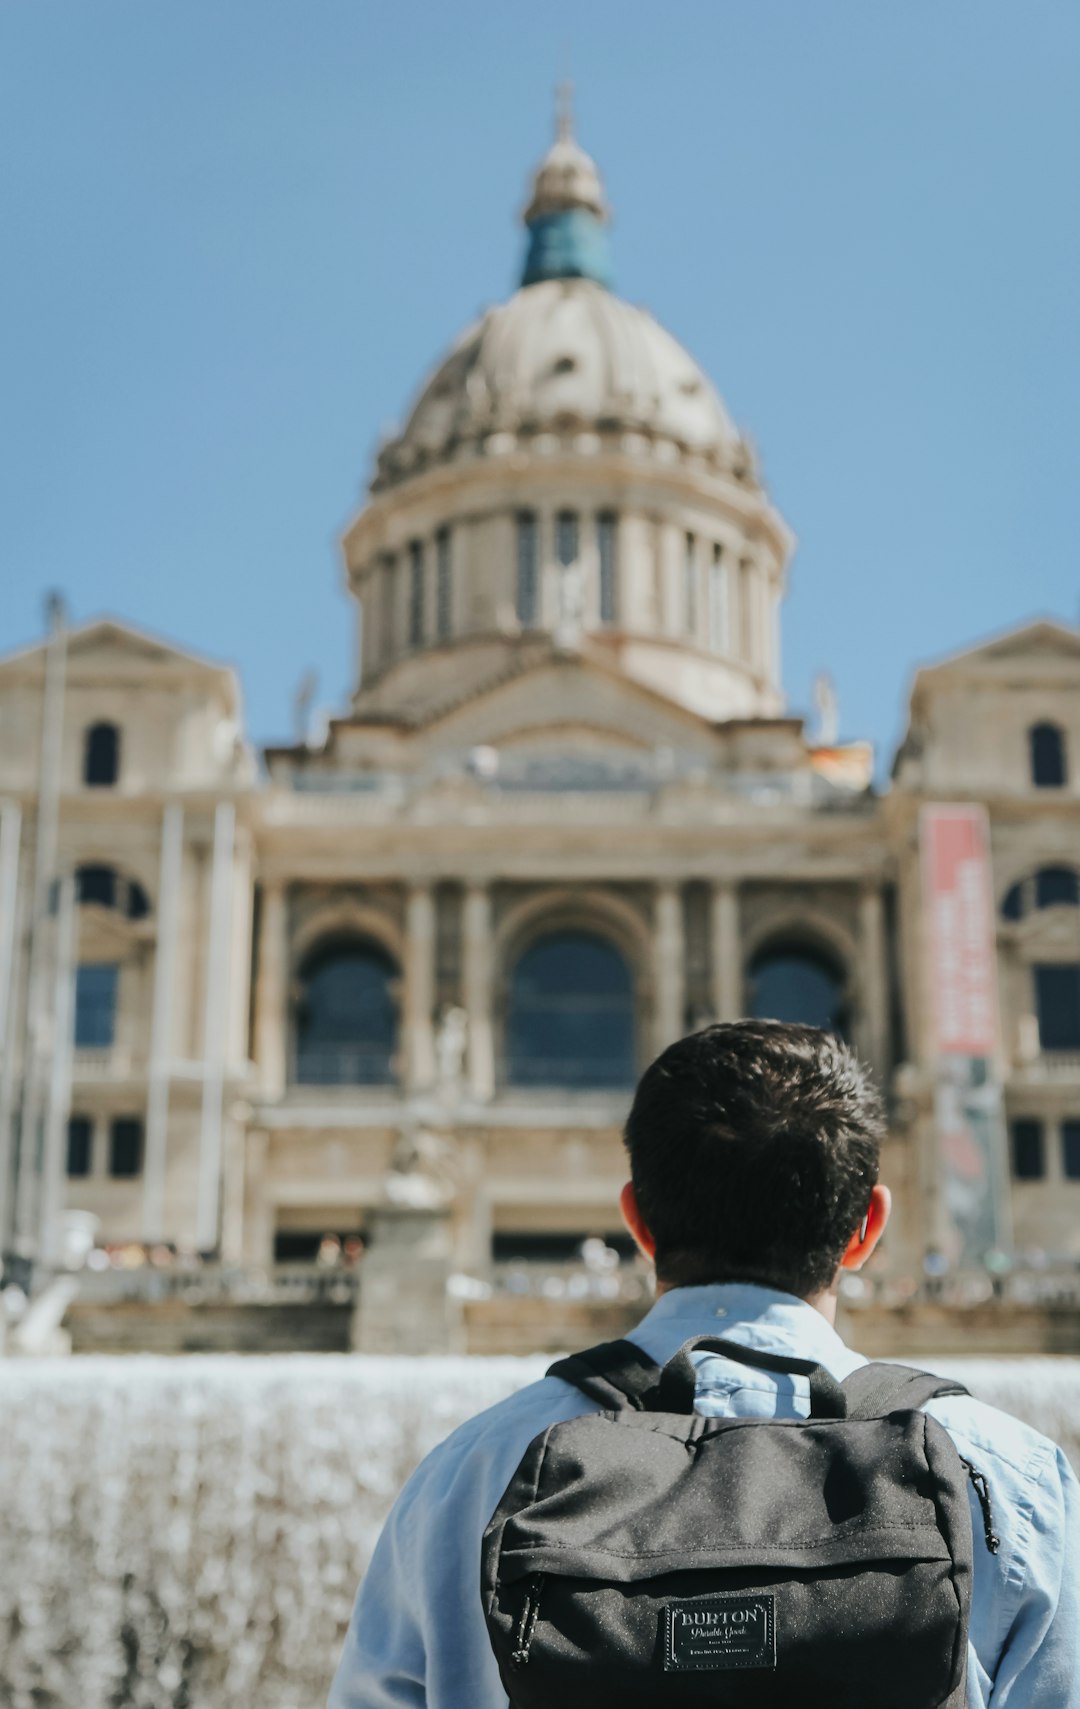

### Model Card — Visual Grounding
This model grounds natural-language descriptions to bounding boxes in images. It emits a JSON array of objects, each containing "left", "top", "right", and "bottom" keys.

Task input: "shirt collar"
[{"left": 634, "top": 1281, "right": 857, "bottom": 1374}]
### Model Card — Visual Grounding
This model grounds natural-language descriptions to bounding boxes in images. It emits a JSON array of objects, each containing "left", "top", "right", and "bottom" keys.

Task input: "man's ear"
[
  {"left": 619, "top": 1181, "right": 656, "bottom": 1262},
  {"left": 839, "top": 1183, "right": 892, "bottom": 1271}
]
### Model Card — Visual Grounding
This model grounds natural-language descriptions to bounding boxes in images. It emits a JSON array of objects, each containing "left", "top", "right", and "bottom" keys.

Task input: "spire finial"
[{"left": 555, "top": 79, "right": 574, "bottom": 143}]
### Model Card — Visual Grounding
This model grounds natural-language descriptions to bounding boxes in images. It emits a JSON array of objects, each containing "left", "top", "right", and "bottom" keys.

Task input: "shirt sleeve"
[
  {"left": 328, "top": 1466, "right": 429, "bottom": 1709},
  {"left": 990, "top": 1446, "right": 1080, "bottom": 1705}
]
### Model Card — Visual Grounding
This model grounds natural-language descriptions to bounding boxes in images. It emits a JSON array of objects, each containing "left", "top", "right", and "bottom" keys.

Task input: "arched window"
[
  {"left": 294, "top": 939, "right": 398, "bottom": 1085},
  {"left": 1000, "top": 866, "right": 1080, "bottom": 920},
  {"left": 1030, "top": 722, "right": 1067, "bottom": 788},
  {"left": 506, "top": 931, "right": 636, "bottom": 1089},
  {"left": 747, "top": 942, "right": 849, "bottom": 1038},
  {"left": 76, "top": 864, "right": 150, "bottom": 920},
  {"left": 84, "top": 722, "right": 120, "bottom": 787},
  {"left": 1035, "top": 866, "right": 1079, "bottom": 909}
]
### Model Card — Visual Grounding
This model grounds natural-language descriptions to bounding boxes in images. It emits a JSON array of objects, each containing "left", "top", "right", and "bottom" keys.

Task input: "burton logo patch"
[{"left": 663, "top": 1593, "right": 776, "bottom": 1672}]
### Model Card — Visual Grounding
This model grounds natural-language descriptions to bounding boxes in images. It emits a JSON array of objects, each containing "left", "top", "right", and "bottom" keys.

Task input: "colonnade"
[{"left": 249, "top": 875, "right": 890, "bottom": 1102}]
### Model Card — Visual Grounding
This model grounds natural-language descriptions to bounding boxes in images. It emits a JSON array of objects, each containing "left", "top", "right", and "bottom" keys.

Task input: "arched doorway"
[
  {"left": 506, "top": 930, "right": 636, "bottom": 1089},
  {"left": 294, "top": 939, "right": 399, "bottom": 1085}
]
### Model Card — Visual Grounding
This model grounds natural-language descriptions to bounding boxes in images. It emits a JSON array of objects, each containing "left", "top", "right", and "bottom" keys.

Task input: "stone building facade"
[{"left": 2, "top": 118, "right": 1079, "bottom": 1296}]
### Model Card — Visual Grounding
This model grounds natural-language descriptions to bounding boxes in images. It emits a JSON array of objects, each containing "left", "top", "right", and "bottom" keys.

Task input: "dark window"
[
  {"left": 1034, "top": 964, "right": 1080, "bottom": 1052},
  {"left": 516, "top": 512, "right": 538, "bottom": 624},
  {"left": 1036, "top": 867, "right": 1079, "bottom": 909},
  {"left": 1063, "top": 1121, "right": 1080, "bottom": 1181},
  {"left": 84, "top": 722, "right": 120, "bottom": 787},
  {"left": 109, "top": 1118, "right": 143, "bottom": 1178},
  {"left": 709, "top": 544, "right": 727, "bottom": 652},
  {"left": 748, "top": 945, "right": 848, "bottom": 1038},
  {"left": 1011, "top": 1118, "right": 1045, "bottom": 1180},
  {"left": 1001, "top": 881, "right": 1024, "bottom": 921},
  {"left": 684, "top": 534, "right": 697, "bottom": 634},
  {"left": 408, "top": 540, "right": 425, "bottom": 646},
  {"left": 74, "top": 963, "right": 119, "bottom": 1048},
  {"left": 66, "top": 1116, "right": 93, "bottom": 1178},
  {"left": 436, "top": 527, "right": 452, "bottom": 640},
  {"left": 380, "top": 555, "right": 396, "bottom": 655},
  {"left": 1030, "top": 723, "right": 1067, "bottom": 788},
  {"left": 555, "top": 510, "right": 579, "bottom": 568},
  {"left": 273, "top": 1228, "right": 366, "bottom": 1262},
  {"left": 77, "top": 865, "right": 117, "bottom": 909},
  {"left": 294, "top": 940, "right": 398, "bottom": 1085},
  {"left": 507, "top": 931, "right": 636, "bottom": 1090},
  {"left": 597, "top": 513, "right": 617, "bottom": 625}
]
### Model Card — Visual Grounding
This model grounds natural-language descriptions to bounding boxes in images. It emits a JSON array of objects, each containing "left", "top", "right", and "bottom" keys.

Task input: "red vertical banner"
[{"left": 920, "top": 805, "right": 1010, "bottom": 1266}]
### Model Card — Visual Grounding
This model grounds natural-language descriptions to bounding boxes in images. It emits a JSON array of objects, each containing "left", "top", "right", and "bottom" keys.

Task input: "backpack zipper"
[
  {"left": 960, "top": 1457, "right": 1000, "bottom": 1554},
  {"left": 510, "top": 1573, "right": 546, "bottom": 1668}
]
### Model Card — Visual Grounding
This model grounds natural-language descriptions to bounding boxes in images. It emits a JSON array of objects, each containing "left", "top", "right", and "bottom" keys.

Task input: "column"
[
  {"left": 710, "top": 880, "right": 742, "bottom": 1021},
  {"left": 195, "top": 801, "right": 236, "bottom": 1253},
  {"left": 253, "top": 879, "right": 288, "bottom": 1097},
  {"left": 38, "top": 872, "right": 77, "bottom": 1265},
  {"left": 143, "top": 803, "right": 184, "bottom": 1243},
  {"left": 404, "top": 882, "right": 437, "bottom": 1092},
  {"left": 858, "top": 882, "right": 889, "bottom": 1080},
  {"left": 0, "top": 802, "right": 23, "bottom": 1251},
  {"left": 462, "top": 882, "right": 495, "bottom": 1101},
  {"left": 653, "top": 882, "right": 685, "bottom": 1054}
]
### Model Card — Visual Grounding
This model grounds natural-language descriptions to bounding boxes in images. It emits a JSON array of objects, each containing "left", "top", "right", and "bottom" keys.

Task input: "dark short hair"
[{"left": 623, "top": 1020, "right": 884, "bottom": 1299}]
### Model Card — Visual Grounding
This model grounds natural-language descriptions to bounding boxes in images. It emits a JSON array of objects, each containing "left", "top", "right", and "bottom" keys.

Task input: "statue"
[
  {"left": 812, "top": 672, "right": 840, "bottom": 748},
  {"left": 435, "top": 1004, "right": 468, "bottom": 1097},
  {"left": 384, "top": 1125, "right": 459, "bottom": 1210},
  {"left": 555, "top": 558, "right": 586, "bottom": 651}
]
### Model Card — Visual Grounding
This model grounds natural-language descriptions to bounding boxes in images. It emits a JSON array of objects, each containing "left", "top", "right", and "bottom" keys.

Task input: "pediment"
[
  {"left": 0, "top": 618, "right": 231, "bottom": 684},
  {"left": 921, "top": 620, "right": 1080, "bottom": 679},
  {"left": 420, "top": 654, "right": 721, "bottom": 760}
]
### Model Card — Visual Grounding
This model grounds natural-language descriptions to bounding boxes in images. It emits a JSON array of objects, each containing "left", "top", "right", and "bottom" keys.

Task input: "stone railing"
[{"left": 72, "top": 1261, "right": 361, "bottom": 1308}]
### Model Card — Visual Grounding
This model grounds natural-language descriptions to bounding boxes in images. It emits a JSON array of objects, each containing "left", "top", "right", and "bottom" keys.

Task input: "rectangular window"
[
  {"left": 684, "top": 534, "right": 698, "bottom": 636},
  {"left": 1034, "top": 964, "right": 1080, "bottom": 1051},
  {"left": 66, "top": 1115, "right": 93, "bottom": 1178},
  {"left": 1010, "top": 1118, "right": 1045, "bottom": 1180},
  {"left": 555, "top": 510, "right": 579, "bottom": 568},
  {"left": 517, "top": 512, "right": 538, "bottom": 624},
  {"left": 408, "top": 540, "right": 425, "bottom": 647},
  {"left": 708, "top": 544, "right": 727, "bottom": 652},
  {"left": 436, "top": 527, "right": 452, "bottom": 641},
  {"left": 109, "top": 1117, "right": 143, "bottom": 1179},
  {"left": 74, "top": 963, "right": 119, "bottom": 1049},
  {"left": 380, "top": 554, "right": 396, "bottom": 656},
  {"left": 1063, "top": 1120, "right": 1080, "bottom": 1181},
  {"left": 597, "top": 513, "right": 617, "bottom": 625}
]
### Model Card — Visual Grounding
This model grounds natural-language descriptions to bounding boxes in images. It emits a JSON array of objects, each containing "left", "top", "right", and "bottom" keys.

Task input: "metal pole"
[
  {"left": 14, "top": 594, "right": 68, "bottom": 1259},
  {"left": 38, "top": 872, "right": 77, "bottom": 1267},
  {"left": 0, "top": 803, "right": 24, "bottom": 1251},
  {"left": 195, "top": 801, "right": 235, "bottom": 1253},
  {"left": 143, "top": 802, "right": 184, "bottom": 1243}
]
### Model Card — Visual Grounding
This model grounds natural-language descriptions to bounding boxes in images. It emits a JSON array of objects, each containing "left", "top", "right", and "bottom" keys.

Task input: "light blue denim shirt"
[{"left": 329, "top": 1284, "right": 1080, "bottom": 1708}]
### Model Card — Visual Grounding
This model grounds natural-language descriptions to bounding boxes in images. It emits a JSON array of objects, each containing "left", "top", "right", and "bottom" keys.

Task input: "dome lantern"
[{"left": 521, "top": 85, "right": 613, "bottom": 290}]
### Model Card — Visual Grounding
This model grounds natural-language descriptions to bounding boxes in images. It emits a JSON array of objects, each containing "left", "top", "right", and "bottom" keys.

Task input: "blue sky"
[{"left": 2, "top": 2, "right": 1077, "bottom": 765}]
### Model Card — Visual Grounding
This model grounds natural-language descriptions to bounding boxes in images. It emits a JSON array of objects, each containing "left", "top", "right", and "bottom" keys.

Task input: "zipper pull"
[
  {"left": 960, "top": 1456, "right": 1000, "bottom": 1554},
  {"left": 510, "top": 1573, "right": 546, "bottom": 1668}
]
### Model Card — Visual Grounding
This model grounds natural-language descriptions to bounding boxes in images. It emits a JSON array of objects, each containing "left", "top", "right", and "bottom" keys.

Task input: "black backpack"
[{"left": 482, "top": 1336, "right": 994, "bottom": 1709}]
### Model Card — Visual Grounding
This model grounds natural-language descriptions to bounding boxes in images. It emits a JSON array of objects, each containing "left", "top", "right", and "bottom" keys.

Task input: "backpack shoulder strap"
[
  {"left": 842, "top": 1360, "right": 970, "bottom": 1420},
  {"left": 546, "top": 1338, "right": 664, "bottom": 1411}
]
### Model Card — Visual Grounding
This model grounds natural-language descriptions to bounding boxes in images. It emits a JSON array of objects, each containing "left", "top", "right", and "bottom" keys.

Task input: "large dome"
[{"left": 373, "top": 278, "right": 741, "bottom": 488}]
